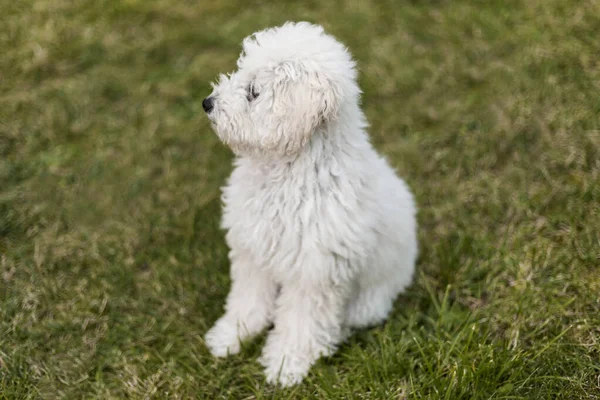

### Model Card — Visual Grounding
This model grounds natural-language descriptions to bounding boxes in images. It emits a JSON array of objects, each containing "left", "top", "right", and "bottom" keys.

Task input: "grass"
[{"left": 1, "top": 0, "right": 599, "bottom": 398}]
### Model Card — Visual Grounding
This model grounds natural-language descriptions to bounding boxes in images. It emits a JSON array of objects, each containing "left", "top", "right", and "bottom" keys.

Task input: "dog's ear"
[{"left": 266, "top": 61, "right": 341, "bottom": 155}]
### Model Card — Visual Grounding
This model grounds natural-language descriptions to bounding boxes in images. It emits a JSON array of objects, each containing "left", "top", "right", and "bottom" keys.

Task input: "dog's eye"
[{"left": 247, "top": 84, "right": 259, "bottom": 101}]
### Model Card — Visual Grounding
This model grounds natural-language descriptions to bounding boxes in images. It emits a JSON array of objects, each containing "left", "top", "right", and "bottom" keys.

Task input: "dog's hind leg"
[
  {"left": 345, "top": 247, "right": 415, "bottom": 329},
  {"left": 344, "top": 279, "right": 399, "bottom": 329}
]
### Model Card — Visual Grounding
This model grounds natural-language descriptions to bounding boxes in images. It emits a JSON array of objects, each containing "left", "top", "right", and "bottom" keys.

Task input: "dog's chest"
[
  {"left": 221, "top": 157, "right": 373, "bottom": 272},
  {"left": 221, "top": 160, "right": 339, "bottom": 265}
]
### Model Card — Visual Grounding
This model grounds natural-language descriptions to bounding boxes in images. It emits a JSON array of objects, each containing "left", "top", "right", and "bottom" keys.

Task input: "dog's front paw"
[
  {"left": 204, "top": 318, "right": 241, "bottom": 357},
  {"left": 259, "top": 336, "right": 313, "bottom": 387},
  {"left": 260, "top": 353, "right": 311, "bottom": 387}
]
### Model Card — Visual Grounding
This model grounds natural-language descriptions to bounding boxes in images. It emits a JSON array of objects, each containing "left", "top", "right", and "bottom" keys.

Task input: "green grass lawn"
[{"left": 1, "top": 0, "right": 599, "bottom": 398}]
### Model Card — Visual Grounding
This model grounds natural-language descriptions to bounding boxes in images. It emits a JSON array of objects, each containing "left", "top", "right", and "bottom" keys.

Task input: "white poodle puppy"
[{"left": 203, "top": 22, "right": 417, "bottom": 386}]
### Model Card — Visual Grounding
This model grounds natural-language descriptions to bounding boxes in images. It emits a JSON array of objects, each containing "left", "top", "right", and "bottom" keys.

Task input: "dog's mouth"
[
  {"left": 205, "top": 110, "right": 217, "bottom": 125},
  {"left": 205, "top": 105, "right": 227, "bottom": 130}
]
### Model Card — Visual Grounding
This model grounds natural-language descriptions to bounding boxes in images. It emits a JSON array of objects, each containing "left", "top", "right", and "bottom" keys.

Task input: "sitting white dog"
[{"left": 203, "top": 21, "right": 417, "bottom": 386}]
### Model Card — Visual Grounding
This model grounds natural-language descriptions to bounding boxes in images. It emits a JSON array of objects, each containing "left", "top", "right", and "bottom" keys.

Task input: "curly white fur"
[{"left": 203, "top": 22, "right": 418, "bottom": 386}]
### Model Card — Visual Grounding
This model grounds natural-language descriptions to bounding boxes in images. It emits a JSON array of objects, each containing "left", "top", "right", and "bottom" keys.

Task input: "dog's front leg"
[
  {"left": 205, "top": 254, "right": 277, "bottom": 357},
  {"left": 259, "top": 261, "right": 352, "bottom": 387}
]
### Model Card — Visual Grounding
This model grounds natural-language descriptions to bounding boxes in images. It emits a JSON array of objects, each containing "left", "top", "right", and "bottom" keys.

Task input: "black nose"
[{"left": 202, "top": 97, "right": 214, "bottom": 113}]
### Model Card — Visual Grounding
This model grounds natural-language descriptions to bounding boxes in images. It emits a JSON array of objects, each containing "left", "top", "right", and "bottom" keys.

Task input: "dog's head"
[{"left": 203, "top": 22, "right": 359, "bottom": 158}]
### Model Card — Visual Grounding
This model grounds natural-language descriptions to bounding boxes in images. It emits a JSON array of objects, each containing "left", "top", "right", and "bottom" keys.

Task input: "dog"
[{"left": 202, "top": 21, "right": 417, "bottom": 386}]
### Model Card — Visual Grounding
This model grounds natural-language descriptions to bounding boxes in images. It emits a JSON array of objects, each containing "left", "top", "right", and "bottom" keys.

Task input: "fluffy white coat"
[{"left": 203, "top": 22, "right": 417, "bottom": 386}]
